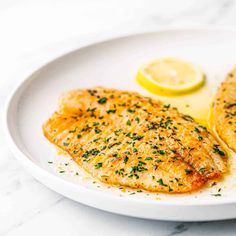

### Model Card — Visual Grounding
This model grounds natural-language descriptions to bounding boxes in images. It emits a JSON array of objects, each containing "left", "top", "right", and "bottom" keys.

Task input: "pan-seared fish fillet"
[
  {"left": 43, "top": 87, "right": 227, "bottom": 193},
  {"left": 213, "top": 68, "right": 236, "bottom": 152}
]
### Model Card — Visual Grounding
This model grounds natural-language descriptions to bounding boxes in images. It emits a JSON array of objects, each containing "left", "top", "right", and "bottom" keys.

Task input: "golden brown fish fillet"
[
  {"left": 43, "top": 87, "right": 227, "bottom": 193},
  {"left": 213, "top": 68, "right": 236, "bottom": 152}
]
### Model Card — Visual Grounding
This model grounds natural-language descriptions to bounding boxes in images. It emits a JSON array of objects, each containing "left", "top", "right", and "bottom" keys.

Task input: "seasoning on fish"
[
  {"left": 213, "top": 68, "right": 236, "bottom": 152},
  {"left": 43, "top": 87, "right": 227, "bottom": 193}
]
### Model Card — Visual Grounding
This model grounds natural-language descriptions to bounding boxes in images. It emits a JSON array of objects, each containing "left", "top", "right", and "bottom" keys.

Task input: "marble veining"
[{"left": 2, "top": 0, "right": 236, "bottom": 235}]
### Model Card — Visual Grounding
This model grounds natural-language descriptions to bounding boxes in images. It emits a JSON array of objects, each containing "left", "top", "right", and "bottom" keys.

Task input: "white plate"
[{"left": 5, "top": 28, "right": 236, "bottom": 221}]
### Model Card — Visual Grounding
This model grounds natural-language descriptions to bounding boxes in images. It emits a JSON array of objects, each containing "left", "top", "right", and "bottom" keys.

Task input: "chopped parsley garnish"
[
  {"left": 199, "top": 167, "right": 205, "bottom": 173},
  {"left": 94, "top": 128, "right": 102, "bottom": 134},
  {"left": 88, "top": 89, "right": 97, "bottom": 96},
  {"left": 97, "top": 97, "right": 107, "bottom": 104},
  {"left": 158, "top": 150, "right": 165, "bottom": 155},
  {"left": 124, "top": 156, "right": 129, "bottom": 164},
  {"left": 131, "top": 134, "right": 144, "bottom": 141},
  {"left": 77, "top": 134, "right": 82, "bottom": 139},
  {"left": 95, "top": 162, "right": 103, "bottom": 169},
  {"left": 127, "top": 108, "right": 135, "bottom": 113},
  {"left": 155, "top": 159, "right": 162, "bottom": 163},
  {"left": 86, "top": 107, "right": 96, "bottom": 113},
  {"left": 151, "top": 145, "right": 158, "bottom": 149},
  {"left": 114, "top": 129, "right": 122, "bottom": 136},
  {"left": 198, "top": 136, "right": 203, "bottom": 140},
  {"left": 126, "top": 120, "right": 131, "bottom": 126},
  {"left": 194, "top": 127, "right": 201, "bottom": 133},
  {"left": 168, "top": 186, "right": 173, "bottom": 192},
  {"left": 100, "top": 146, "right": 107, "bottom": 151},
  {"left": 106, "top": 109, "right": 116, "bottom": 114},
  {"left": 185, "top": 169, "right": 193, "bottom": 174},
  {"left": 82, "top": 148, "right": 100, "bottom": 159},
  {"left": 182, "top": 114, "right": 194, "bottom": 122},
  {"left": 69, "top": 128, "right": 76, "bottom": 133},
  {"left": 130, "top": 164, "right": 147, "bottom": 174},
  {"left": 157, "top": 178, "right": 167, "bottom": 186},
  {"left": 164, "top": 104, "right": 170, "bottom": 109},
  {"left": 135, "top": 117, "right": 140, "bottom": 123},
  {"left": 80, "top": 124, "right": 90, "bottom": 132},
  {"left": 213, "top": 145, "right": 225, "bottom": 156},
  {"left": 63, "top": 142, "right": 69, "bottom": 147}
]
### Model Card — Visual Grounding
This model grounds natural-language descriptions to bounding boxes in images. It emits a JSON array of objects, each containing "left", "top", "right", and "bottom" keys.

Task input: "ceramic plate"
[{"left": 5, "top": 28, "right": 236, "bottom": 221}]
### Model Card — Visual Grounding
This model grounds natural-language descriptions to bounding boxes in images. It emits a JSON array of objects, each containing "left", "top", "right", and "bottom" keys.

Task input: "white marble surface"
[{"left": 2, "top": 0, "right": 236, "bottom": 235}]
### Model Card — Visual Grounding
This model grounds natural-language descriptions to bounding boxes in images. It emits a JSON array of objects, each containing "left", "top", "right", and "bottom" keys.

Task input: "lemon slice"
[{"left": 136, "top": 58, "right": 205, "bottom": 95}]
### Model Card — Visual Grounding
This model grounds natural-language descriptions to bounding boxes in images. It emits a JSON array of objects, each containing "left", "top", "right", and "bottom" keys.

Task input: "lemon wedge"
[{"left": 136, "top": 58, "right": 205, "bottom": 95}]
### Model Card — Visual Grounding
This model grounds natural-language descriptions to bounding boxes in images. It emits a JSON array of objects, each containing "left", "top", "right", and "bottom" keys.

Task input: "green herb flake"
[
  {"left": 199, "top": 167, "right": 205, "bottom": 173},
  {"left": 158, "top": 150, "right": 165, "bottom": 155},
  {"left": 168, "top": 186, "right": 173, "bottom": 192},
  {"left": 106, "top": 109, "right": 116, "bottom": 114},
  {"left": 95, "top": 162, "right": 103, "bottom": 169},
  {"left": 124, "top": 156, "right": 129, "bottom": 164},
  {"left": 114, "top": 129, "right": 122, "bottom": 136},
  {"left": 164, "top": 104, "right": 170, "bottom": 109},
  {"left": 97, "top": 97, "right": 107, "bottom": 104},
  {"left": 185, "top": 169, "right": 193, "bottom": 174},
  {"left": 213, "top": 145, "right": 225, "bottom": 156},
  {"left": 94, "top": 128, "right": 102, "bottom": 134},
  {"left": 135, "top": 117, "right": 140, "bottom": 123},
  {"left": 194, "top": 127, "right": 201, "bottom": 133},
  {"left": 126, "top": 120, "right": 131, "bottom": 126},
  {"left": 157, "top": 178, "right": 166, "bottom": 186},
  {"left": 198, "top": 136, "right": 203, "bottom": 140},
  {"left": 69, "top": 128, "right": 76, "bottom": 133},
  {"left": 127, "top": 108, "right": 135, "bottom": 113},
  {"left": 155, "top": 159, "right": 162, "bottom": 163},
  {"left": 211, "top": 194, "right": 221, "bottom": 197}
]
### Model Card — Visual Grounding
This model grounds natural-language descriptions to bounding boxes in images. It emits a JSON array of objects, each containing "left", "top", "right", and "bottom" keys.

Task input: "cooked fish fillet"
[
  {"left": 213, "top": 68, "right": 236, "bottom": 152},
  {"left": 43, "top": 87, "right": 227, "bottom": 193}
]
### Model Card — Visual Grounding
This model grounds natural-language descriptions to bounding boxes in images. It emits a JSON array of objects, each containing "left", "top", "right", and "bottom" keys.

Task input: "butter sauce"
[{"left": 153, "top": 84, "right": 213, "bottom": 127}]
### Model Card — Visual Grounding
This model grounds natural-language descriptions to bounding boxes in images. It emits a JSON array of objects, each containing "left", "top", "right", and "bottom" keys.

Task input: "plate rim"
[{"left": 4, "top": 26, "right": 236, "bottom": 212}]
